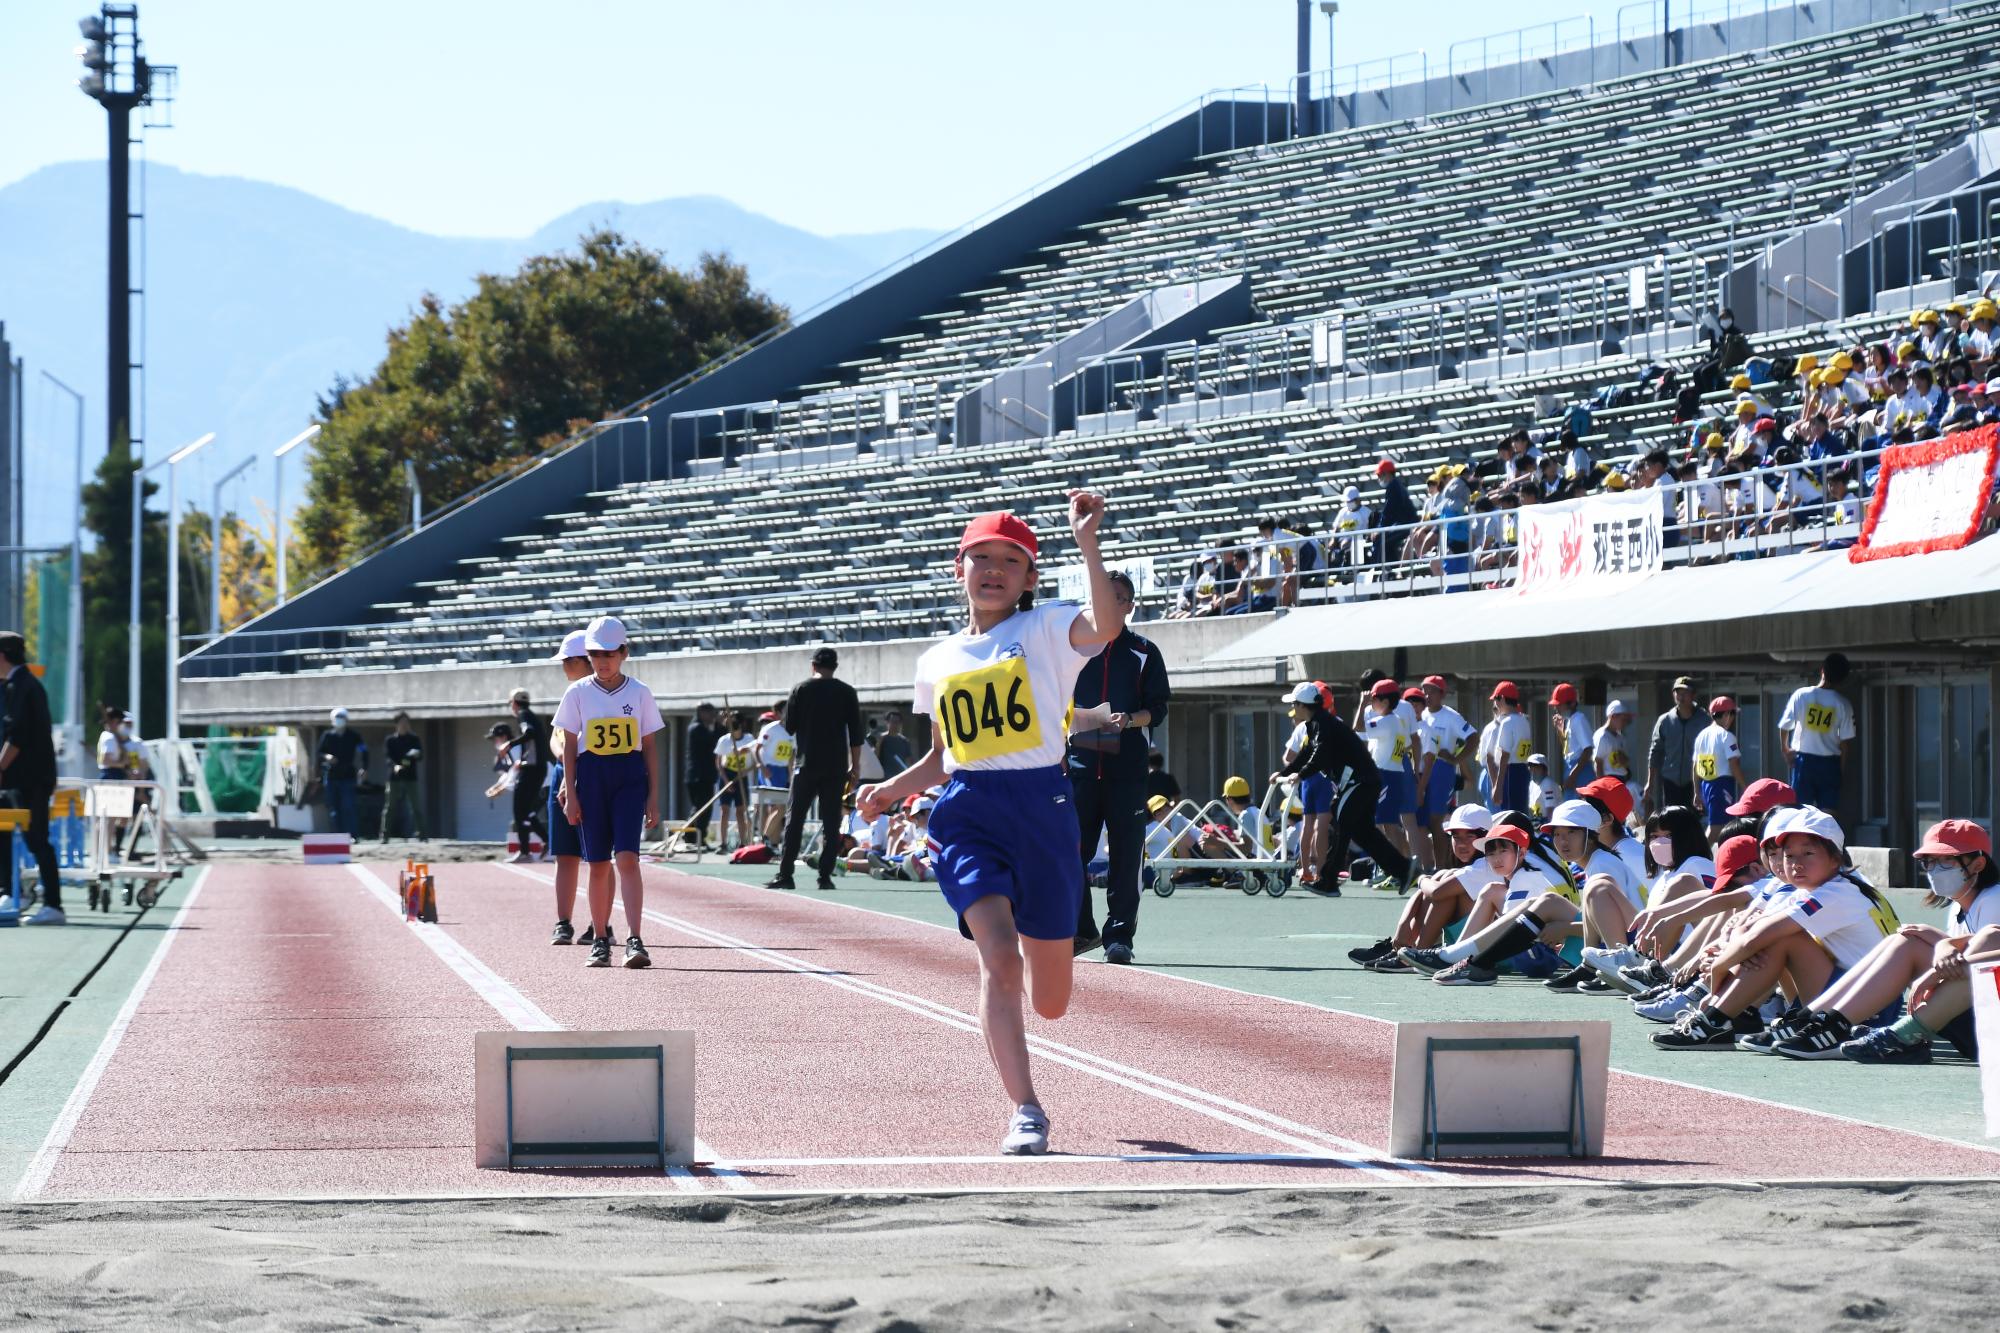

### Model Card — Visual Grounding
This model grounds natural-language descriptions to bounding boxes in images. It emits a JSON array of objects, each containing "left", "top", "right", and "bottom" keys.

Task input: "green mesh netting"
[
  {"left": 32, "top": 553, "right": 70, "bottom": 722},
  {"left": 202, "top": 731, "right": 267, "bottom": 813}
]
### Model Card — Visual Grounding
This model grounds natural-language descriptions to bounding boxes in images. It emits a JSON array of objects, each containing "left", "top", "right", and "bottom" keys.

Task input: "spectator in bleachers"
[
  {"left": 1276, "top": 515, "right": 1318, "bottom": 604},
  {"left": 1966, "top": 299, "right": 1999, "bottom": 362},
  {"left": 1224, "top": 547, "right": 1278, "bottom": 615},
  {"left": 1328, "top": 486, "right": 1372, "bottom": 570},
  {"left": 1916, "top": 309, "right": 1956, "bottom": 363},
  {"left": 1861, "top": 344, "right": 1893, "bottom": 399},
  {"left": 1375, "top": 457, "right": 1420, "bottom": 560}
]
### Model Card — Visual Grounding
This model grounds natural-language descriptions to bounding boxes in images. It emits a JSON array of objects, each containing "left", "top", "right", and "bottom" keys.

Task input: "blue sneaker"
[{"left": 1839, "top": 1026, "right": 1932, "bottom": 1064}]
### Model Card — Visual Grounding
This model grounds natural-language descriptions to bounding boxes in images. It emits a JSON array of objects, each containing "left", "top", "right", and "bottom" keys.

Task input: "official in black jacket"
[
  {"left": 0, "top": 631, "right": 63, "bottom": 922},
  {"left": 1272, "top": 686, "right": 1411, "bottom": 896},
  {"left": 1068, "top": 574, "right": 1171, "bottom": 963}
]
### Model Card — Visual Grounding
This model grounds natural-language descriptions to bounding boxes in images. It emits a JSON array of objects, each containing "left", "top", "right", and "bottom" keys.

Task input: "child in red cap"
[{"left": 856, "top": 494, "right": 1124, "bottom": 1156}]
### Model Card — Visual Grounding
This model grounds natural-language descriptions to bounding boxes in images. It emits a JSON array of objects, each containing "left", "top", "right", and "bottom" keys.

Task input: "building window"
[{"left": 1948, "top": 682, "right": 1990, "bottom": 816}]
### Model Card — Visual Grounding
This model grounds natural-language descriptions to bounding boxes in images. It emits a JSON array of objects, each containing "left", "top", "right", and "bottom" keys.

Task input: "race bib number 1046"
[{"left": 937, "top": 657, "right": 1042, "bottom": 764}]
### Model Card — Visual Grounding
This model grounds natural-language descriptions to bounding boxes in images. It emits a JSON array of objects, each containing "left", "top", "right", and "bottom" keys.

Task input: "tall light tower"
[{"left": 77, "top": 4, "right": 174, "bottom": 733}]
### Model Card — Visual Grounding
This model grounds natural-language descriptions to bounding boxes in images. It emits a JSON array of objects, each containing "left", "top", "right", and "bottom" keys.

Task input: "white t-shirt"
[
  {"left": 96, "top": 729, "right": 123, "bottom": 769},
  {"left": 1646, "top": 855, "right": 1718, "bottom": 910},
  {"left": 1557, "top": 710, "right": 1592, "bottom": 772},
  {"left": 1592, "top": 723, "right": 1633, "bottom": 779},
  {"left": 1234, "top": 804, "right": 1273, "bottom": 855},
  {"left": 1493, "top": 712, "right": 1533, "bottom": 768},
  {"left": 1746, "top": 874, "right": 1792, "bottom": 913},
  {"left": 1530, "top": 775, "right": 1561, "bottom": 818},
  {"left": 1421, "top": 705, "right": 1476, "bottom": 768},
  {"left": 1947, "top": 885, "right": 2000, "bottom": 936},
  {"left": 1779, "top": 686, "right": 1855, "bottom": 758},
  {"left": 1477, "top": 719, "right": 1500, "bottom": 771},
  {"left": 1611, "top": 835, "right": 1649, "bottom": 898},
  {"left": 1362, "top": 707, "right": 1414, "bottom": 771},
  {"left": 551, "top": 675, "right": 663, "bottom": 759},
  {"left": 756, "top": 720, "right": 796, "bottom": 769},
  {"left": 1782, "top": 874, "right": 1887, "bottom": 969},
  {"left": 1572, "top": 843, "right": 1644, "bottom": 910},
  {"left": 715, "top": 732, "right": 757, "bottom": 776},
  {"left": 1691, "top": 723, "right": 1740, "bottom": 784},
  {"left": 912, "top": 602, "right": 1093, "bottom": 776},
  {"left": 847, "top": 810, "right": 891, "bottom": 851},
  {"left": 1145, "top": 813, "right": 1194, "bottom": 860},
  {"left": 1284, "top": 722, "right": 1308, "bottom": 763},
  {"left": 1499, "top": 866, "right": 1557, "bottom": 911}
]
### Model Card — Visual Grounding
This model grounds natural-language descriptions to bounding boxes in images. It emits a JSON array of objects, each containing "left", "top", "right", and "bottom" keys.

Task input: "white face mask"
[
  {"left": 1923, "top": 863, "right": 1970, "bottom": 900},
  {"left": 1647, "top": 836, "right": 1675, "bottom": 868},
  {"left": 117, "top": 723, "right": 132, "bottom": 738}
]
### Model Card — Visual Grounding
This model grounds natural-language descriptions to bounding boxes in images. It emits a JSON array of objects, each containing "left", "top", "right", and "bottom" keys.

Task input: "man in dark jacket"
[
  {"left": 316, "top": 707, "right": 367, "bottom": 837},
  {"left": 1374, "top": 458, "right": 1420, "bottom": 563},
  {"left": 1069, "top": 573, "right": 1172, "bottom": 964},
  {"left": 0, "top": 632, "right": 63, "bottom": 923},
  {"left": 768, "top": 648, "right": 863, "bottom": 892},
  {"left": 684, "top": 703, "right": 721, "bottom": 846},
  {"left": 507, "top": 688, "right": 549, "bottom": 863}
]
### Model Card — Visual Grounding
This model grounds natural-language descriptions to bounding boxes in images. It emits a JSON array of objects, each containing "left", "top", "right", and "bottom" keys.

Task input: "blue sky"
[{"left": 3, "top": 0, "right": 1644, "bottom": 238}]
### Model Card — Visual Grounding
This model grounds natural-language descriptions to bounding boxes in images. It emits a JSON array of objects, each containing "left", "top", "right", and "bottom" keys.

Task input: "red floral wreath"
[{"left": 1849, "top": 425, "right": 1999, "bottom": 563}]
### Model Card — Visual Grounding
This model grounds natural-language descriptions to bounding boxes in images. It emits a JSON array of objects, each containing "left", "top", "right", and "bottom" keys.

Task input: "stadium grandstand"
[{"left": 187, "top": 0, "right": 2000, "bottom": 857}]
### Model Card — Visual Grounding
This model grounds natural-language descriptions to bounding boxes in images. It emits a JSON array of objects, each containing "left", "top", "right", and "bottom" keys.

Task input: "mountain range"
[{"left": 0, "top": 161, "right": 936, "bottom": 543}]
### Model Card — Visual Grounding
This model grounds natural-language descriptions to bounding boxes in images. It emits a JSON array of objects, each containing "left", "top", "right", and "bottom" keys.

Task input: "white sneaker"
[
  {"left": 25, "top": 905, "right": 66, "bottom": 926},
  {"left": 506, "top": 850, "right": 529, "bottom": 864},
  {"left": 1635, "top": 986, "right": 1699, "bottom": 1024},
  {"left": 1000, "top": 1104, "right": 1050, "bottom": 1156},
  {"left": 1581, "top": 944, "right": 1640, "bottom": 983}
]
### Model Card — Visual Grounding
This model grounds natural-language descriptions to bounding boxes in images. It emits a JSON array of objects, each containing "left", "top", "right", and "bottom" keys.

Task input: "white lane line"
[
  {"left": 355, "top": 863, "right": 723, "bottom": 1190},
  {"left": 13, "top": 866, "right": 212, "bottom": 1201},
  {"left": 712, "top": 1151, "right": 1364, "bottom": 1168},
  {"left": 493, "top": 864, "right": 1421, "bottom": 1179}
]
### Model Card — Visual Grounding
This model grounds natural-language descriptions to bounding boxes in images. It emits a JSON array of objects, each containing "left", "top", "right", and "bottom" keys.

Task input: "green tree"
[
  {"left": 78, "top": 431, "right": 170, "bottom": 733},
  {"left": 292, "top": 229, "right": 786, "bottom": 582}
]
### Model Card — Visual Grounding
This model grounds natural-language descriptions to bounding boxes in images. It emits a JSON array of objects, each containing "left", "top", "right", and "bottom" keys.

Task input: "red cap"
[
  {"left": 1421, "top": 674, "right": 1448, "bottom": 693},
  {"left": 1549, "top": 682, "right": 1578, "bottom": 706},
  {"left": 1368, "top": 679, "right": 1400, "bottom": 700},
  {"left": 1402, "top": 687, "right": 1425, "bottom": 704},
  {"left": 1708, "top": 695, "right": 1738, "bottom": 715},
  {"left": 1752, "top": 416, "right": 1776, "bottom": 434},
  {"left": 1578, "top": 776, "right": 1634, "bottom": 825},
  {"left": 1314, "top": 681, "right": 1336, "bottom": 713},
  {"left": 758, "top": 711, "right": 777, "bottom": 722},
  {"left": 1375, "top": 457, "right": 1396, "bottom": 476},
  {"left": 1490, "top": 681, "right": 1520, "bottom": 702},
  {"left": 1482, "top": 824, "right": 1531, "bottom": 854},
  {"left": 1714, "top": 835, "right": 1762, "bottom": 887},
  {"left": 958, "top": 511, "right": 1039, "bottom": 560},
  {"left": 1915, "top": 819, "right": 1993, "bottom": 859},
  {"left": 1726, "top": 777, "right": 1796, "bottom": 817}
]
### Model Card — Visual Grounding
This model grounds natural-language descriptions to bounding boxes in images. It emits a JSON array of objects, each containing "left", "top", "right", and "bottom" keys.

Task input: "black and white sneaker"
[
  {"left": 1543, "top": 963, "right": 1595, "bottom": 992},
  {"left": 577, "top": 924, "right": 599, "bottom": 947},
  {"left": 1619, "top": 960, "right": 1672, "bottom": 992},
  {"left": 1652, "top": 1006, "right": 1746, "bottom": 1049},
  {"left": 1577, "top": 976, "right": 1619, "bottom": 995},
  {"left": 1001, "top": 1104, "right": 1050, "bottom": 1155},
  {"left": 1433, "top": 960, "right": 1498, "bottom": 986},
  {"left": 1771, "top": 1013, "right": 1853, "bottom": 1060},
  {"left": 623, "top": 936, "right": 651, "bottom": 969},
  {"left": 1397, "top": 946, "right": 1452, "bottom": 975},
  {"left": 1739, "top": 1005, "right": 1813, "bottom": 1054},
  {"left": 585, "top": 936, "right": 613, "bottom": 968},
  {"left": 1348, "top": 938, "right": 1396, "bottom": 965},
  {"left": 1364, "top": 954, "right": 1414, "bottom": 974},
  {"left": 550, "top": 919, "right": 575, "bottom": 946}
]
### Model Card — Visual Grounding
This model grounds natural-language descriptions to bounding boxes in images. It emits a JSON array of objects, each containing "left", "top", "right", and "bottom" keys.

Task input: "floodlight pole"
[
  {"left": 39, "top": 372, "right": 86, "bottom": 738},
  {"left": 1295, "top": 0, "right": 1313, "bottom": 136},
  {"left": 271, "top": 423, "right": 318, "bottom": 607},
  {"left": 209, "top": 453, "right": 256, "bottom": 638}
]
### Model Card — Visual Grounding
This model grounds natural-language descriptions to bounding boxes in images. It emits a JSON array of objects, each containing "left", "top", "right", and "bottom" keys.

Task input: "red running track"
[{"left": 23, "top": 861, "right": 2000, "bottom": 1200}]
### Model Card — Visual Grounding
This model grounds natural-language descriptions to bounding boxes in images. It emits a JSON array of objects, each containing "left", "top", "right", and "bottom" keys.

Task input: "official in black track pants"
[
  {"left": 1273, "top": 686, "right": 1410, "bottom": 893},
  {"left": 1068, "top": 578, "right": 1172, "bottom": 957},
  {"left": 771, "top": 647, "right": 864, "bottom": 890}
]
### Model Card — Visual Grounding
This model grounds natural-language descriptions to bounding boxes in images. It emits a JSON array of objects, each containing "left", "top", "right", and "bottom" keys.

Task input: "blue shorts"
[
  {"left": 1790, "top": 752, "right": 1842, "bottom": 809},
  {"left": 1374, "top": 768, "right": 1413, "bottom": 822},
  {"left": 1299, "top": 772, "right": 1333, "bottom": 816},
  {"left": 573, "top": 751, "right": 648, "bottom": 863},
  {"left": 761, "top": 765, "right": 790, "bottom": 789},
  {"left": 927, "top": 765, "right": 1083, "bottom": 943},
  {"left": 1418, "top": 762, "right": 1457, "bottom": 820},
  {"left": 1508, "top": 941, "right": 1566, "bottom": 978},
  {"left": 1698, "top": 777, "right": 1738, "bottom": 825},
  {"left": 546, "top": 761, "right": 582, "bottom": 859}
]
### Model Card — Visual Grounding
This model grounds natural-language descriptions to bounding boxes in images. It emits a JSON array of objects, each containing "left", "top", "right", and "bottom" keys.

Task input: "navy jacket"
[{"left": 1067, "top": 628, "right": 1171, "bottom": 782}]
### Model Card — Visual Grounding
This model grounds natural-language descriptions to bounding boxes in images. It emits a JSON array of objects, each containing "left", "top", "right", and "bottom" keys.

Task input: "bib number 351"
[
  {"left": 586, "top": 716, "right": 639, "bottom": 756},
  {"left": 938, "top": 658, "right": 1041, "bottom": 764}
]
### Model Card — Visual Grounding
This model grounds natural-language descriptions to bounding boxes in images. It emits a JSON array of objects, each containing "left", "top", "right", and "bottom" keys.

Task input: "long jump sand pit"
[{"left": 5, "top": 1181, "right": 1993, "bottom": 1329}]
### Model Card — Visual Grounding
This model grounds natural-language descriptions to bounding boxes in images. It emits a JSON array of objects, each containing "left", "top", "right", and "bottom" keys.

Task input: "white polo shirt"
[{"left": 912, "top": 602, "right": 1094, "bottom": 775}]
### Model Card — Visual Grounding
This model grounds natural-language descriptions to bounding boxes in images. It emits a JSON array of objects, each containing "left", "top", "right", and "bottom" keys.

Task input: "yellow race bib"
[
  {"left": 773, "top": 740, "right": 795, "bottom": 764},
  {"left": 584, "top": 716, "right": 638, "bottom": 756},
  {"left": 724, "top": 748, "right": 749, "bottom": 773},
  {"left": 936, "top": 656, "right": 1041, "bottom": 765},
  {"left": 1515, "top": 739, "right": 1533, "bottom": 761},
  {"left": 1695, "top": 753, "right": 1719, "bottom": 782},
  {"left": 1804, "top": 703, "right": 1836, "bottom": 733}
]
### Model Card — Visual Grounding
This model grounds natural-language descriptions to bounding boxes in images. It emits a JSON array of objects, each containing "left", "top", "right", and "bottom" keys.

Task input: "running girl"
[
  {"left": 545, "top": 629, "right": 596, "bottom": 946},
  {"left": 855, "top": 495, "right": 1123, "bottom": 1156},
  {"left": 554, "top": 616, "right": 663, "bottom": 969}
]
